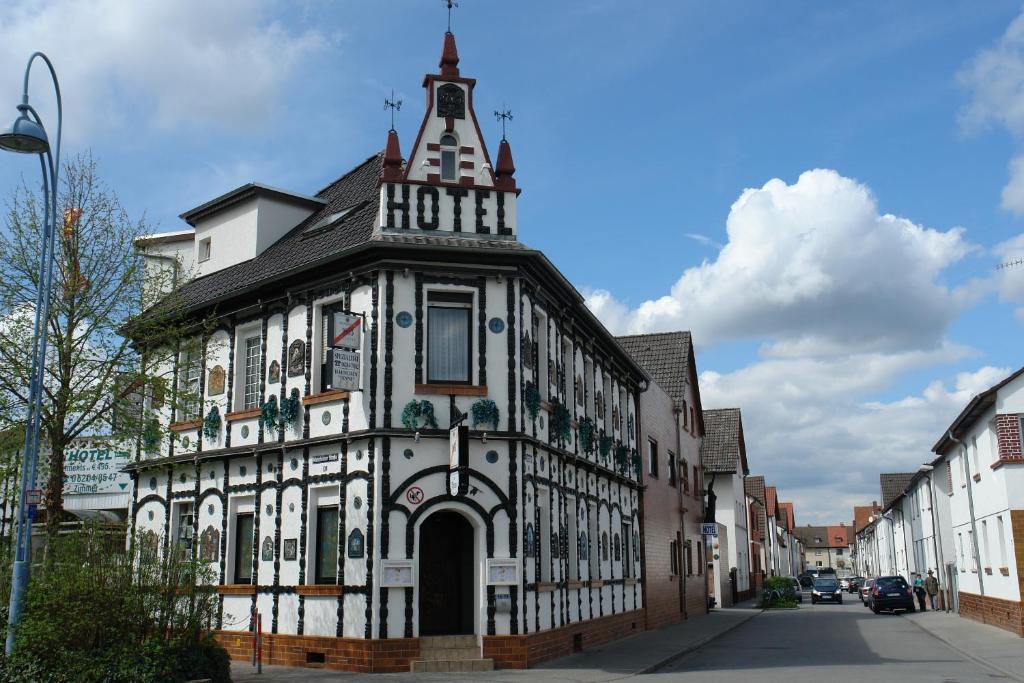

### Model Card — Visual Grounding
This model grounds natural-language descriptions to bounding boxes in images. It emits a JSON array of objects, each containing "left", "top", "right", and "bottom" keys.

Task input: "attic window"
[
  {"left": 440, "top": 134, "right": 458, "bottom": 182},
  {"left": 199, "top": 237, "right": 211, "bottom": 262},
  {"left": 302, "top": 201, "right": 368, "bottom": 238}
]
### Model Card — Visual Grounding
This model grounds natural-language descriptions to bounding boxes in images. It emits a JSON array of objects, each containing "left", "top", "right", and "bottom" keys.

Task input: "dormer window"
[{"left": 440, "top": 134, "right": 458, "bottom": 182}]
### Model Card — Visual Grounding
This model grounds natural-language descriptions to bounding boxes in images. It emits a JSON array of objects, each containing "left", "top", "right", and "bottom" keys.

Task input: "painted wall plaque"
[
  {"left": 261, "top": 536, "right": 274, "bottom": 561},
  {"left": 268, "top": 360, "right": 281, "bottom": 384},
  {"left": 486, "top": 558, "right": 519, "bottom": 586},
  {"left": 613, "top": 533, "right": 621, "bottom": 562},
  {"left": 525, "top": 523, "right": 535, "bottom": 557},
  {"left": 199, "top": 525, "right": 219, "bottom": 562},
  {"left": 347, "top": 529, "right": 365, "bottom": 558},
  {"left": 287, "top": 340, "right": 306, "bottom": 377},
  {"left": 436, "top": 83, "right": 466, "bottom": 119},
  {"left": 283, "top": 538, "right": 297, "bottom": 561},
  {"left": 208, "top": 365, "right": 226, "bottom": 396},
  {"left": 579, "top": 532, "right": 588, "bottom": 561},
  {"left": 381, "top": 560, "right": 415, "bottom": 587},
  {"left": 396, "top": 311, "right": 413, "bottom": 328},
  {"left": 601, "top": 532, "right": 609, "bottom": 561}
]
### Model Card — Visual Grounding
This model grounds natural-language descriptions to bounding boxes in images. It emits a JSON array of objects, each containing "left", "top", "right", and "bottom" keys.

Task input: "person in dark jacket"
[
  {"left": 913, "top": 573, "right": 927, "bottom": 611},
  {"left": 925, "top": 570, "right": 940, "bottom": 610}
]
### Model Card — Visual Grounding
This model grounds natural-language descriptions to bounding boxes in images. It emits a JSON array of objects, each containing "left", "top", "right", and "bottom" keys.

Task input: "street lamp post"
[{"left": 0, "top": 51, "right": 62, "bottom": 655}]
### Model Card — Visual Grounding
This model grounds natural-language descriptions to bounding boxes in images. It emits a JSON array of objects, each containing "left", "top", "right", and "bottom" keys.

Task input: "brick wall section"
[
  {"left": 995, "top": 414, "right": 1023, "bottom": 462},
  {"left": 957, "top": 593, "right": 1023, "bottom": 636},
  {"left": 214, "top": 632, "right": 420, "bottom": 673},
  {"left": 482, "top": 609, "right": 645, "bottom": 668}
]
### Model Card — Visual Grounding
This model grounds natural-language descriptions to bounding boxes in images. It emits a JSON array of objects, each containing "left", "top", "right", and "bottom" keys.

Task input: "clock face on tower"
[{"left": 436, "top": 83, "right": 466, "bottom": 119}]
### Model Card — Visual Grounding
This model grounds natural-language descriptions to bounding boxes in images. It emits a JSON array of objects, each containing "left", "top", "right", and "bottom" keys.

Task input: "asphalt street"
[{"left": 653, "top": 598, "right": 1012, "bottom": 683}]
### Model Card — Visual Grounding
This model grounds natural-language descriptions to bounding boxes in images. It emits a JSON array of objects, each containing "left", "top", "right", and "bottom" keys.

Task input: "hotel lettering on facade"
[{"left": 128, "top": 31, "right": 713, "bottom": 672}]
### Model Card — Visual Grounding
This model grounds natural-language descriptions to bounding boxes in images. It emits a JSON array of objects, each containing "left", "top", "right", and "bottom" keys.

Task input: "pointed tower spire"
[
  {"left": 495, "top": 138, "right": 516, "bottom": 191},
  {"left": 382, "top": 128, "right": 403, "bottom": 182},
  {"left": 440, "top": 31, "right": 460, "bottom": 77}
]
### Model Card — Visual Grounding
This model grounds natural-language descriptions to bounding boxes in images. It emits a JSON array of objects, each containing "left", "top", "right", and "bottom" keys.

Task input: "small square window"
[{"left": 199, "top": 237, "right": 212, "bottom": 262}]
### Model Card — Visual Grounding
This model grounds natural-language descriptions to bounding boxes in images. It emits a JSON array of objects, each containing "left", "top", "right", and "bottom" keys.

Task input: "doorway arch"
[{"left": 418, "top": 509, "right": 476, "bottom": 635}]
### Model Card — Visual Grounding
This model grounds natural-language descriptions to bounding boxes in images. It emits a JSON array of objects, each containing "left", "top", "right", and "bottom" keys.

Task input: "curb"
[
  {"left": 905, "top": 616, "right": 1024, "bottom": 683},
  {"left": 639, "top": 610, "right": 763, "bottom": 674}
]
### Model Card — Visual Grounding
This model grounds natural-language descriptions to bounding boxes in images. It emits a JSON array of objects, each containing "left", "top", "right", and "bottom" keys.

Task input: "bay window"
[{"left": 427, "top": 291, "right": 472, "bottom": 384}]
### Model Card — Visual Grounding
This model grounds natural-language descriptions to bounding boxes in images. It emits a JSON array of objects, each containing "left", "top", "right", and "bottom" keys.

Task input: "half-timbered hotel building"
[{"left": 129, "top": 30, "right": 649, "bottom": 672}]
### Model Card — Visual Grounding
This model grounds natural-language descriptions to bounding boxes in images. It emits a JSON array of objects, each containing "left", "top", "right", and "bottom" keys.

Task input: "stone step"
[
  {"left": 419, "top": 634, "right": 479, "bottom": 649},
  {"left": 411, "top": 659, "right": 494, "bottom": 673},
  {"left": 419, "top": 646, "right": 481, "bottom": 661}
]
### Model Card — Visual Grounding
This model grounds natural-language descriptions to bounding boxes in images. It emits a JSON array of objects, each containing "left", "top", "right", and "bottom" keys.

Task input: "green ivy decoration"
[
  {"left": 260, "top": 395, "right": 279, "bottom": 431},
  {"left": 614, "top": 442, "right": 630, "bottom": 475},
  {"left": 280, "top": 388, "right": 301, "bottom": 424},
  {"left": 202, "top": 406, "right": 221, "bottom": 441},
  {"left": 551, "top": 400, "right": 572, "bottom": 445},
  {"left": 578, "top": 417, "right": 596, "bottom": 455},
  {"left": 598, "top": 434, "right": 613, "bottom": 461},
  {"left": 401, "top": 399, "right": 439, "bottom": 431},
  {"left": 524, "top": 382, "right": 541, "bottom": 422},
  {"left": 470, "top": 399, "right": 500, "bottom": 430}
]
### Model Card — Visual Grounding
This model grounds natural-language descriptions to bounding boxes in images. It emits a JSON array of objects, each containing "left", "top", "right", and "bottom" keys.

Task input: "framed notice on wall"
[
  {"left": 486, "top": 558, "right": 519, "bottom": 586},
  {"left": 381, "top": 560, "right": 415, "bottom": 587}
]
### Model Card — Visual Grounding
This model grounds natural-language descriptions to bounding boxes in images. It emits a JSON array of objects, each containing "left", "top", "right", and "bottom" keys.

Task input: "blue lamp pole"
[{"left": 0, "top": 51, "right": 62, "bottom": 655}]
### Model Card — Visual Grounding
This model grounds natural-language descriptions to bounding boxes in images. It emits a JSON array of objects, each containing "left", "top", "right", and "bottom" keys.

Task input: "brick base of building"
[
  {"left": 482, "top": 609, "right": 646, "bottom": 669},
  {"left": 214, "top": 631, "right": 420, "bottom": 673},
  {"left": 957, "top": 592, "right": 1024, "bottom": 636}
]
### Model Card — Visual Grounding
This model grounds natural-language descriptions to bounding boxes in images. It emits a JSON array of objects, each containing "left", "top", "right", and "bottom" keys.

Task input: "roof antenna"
[
  {"left": 384, "top": 90, "right": 402, "bottom": 131},
  {"left": 494, "top": 107, "right": 513, "bottom": 141},
  {"left": 445, "top": 0, "right": 459, "bottom": 33}
]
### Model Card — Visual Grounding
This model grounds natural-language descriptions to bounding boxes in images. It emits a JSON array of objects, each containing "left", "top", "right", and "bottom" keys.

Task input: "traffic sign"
[
  {"left": 331, "top": 312, "right": 362, "bottom": 351},
  {"left": 26, "top": 489, "right": 42, "bottom": 506},
  {"left": 701, "top": 523, "right": 718, "bottom": 537}
]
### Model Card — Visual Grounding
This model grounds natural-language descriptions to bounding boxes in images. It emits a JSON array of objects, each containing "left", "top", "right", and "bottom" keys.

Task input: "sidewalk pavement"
[
  {"left": 232, "top": 604, "right": 762, "bottom": 682},
  {"left": 904, "top": 609, "right": 1024, "bottom": 682}
]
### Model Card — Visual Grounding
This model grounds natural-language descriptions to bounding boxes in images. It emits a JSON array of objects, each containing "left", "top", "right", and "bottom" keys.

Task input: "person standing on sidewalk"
[
  {"left": 913, "top": 573, "right": 927, "bottom": 611},
  {"left": 924, "top": 570, "right": 939, "bottom": 611}
]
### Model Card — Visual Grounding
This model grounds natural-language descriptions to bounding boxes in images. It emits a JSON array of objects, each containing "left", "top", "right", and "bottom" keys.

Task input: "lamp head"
[
  {"left": 918, "top": 464, "right": 934, "bottom": 473},
  {"left": 0, "top": 105, "right": 49, "bottom": 154}
]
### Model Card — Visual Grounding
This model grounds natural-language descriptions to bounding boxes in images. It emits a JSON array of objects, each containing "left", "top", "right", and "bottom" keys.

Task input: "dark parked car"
[
  {"left": 845, "top": 576, "right": 864, "bottom": 593},
  {"left": 860, "top": 579, "right": 874, "bottom": 605},
  {"left": 868, "top": 576, "right": 916, "bottom": 614},
  {"left": 811, "top": 577, "right": 843, "bottom": 604}
]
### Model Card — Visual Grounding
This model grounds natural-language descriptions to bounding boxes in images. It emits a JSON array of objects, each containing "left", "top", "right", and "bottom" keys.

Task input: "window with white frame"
[
  {"left": 997, "top": 516, "right": 1007, "bottom": 568},
  {"left": 172, "top": 501, "right": 194, "bottom": 556},
  {"left": 971, "top": 437, "right": 980, "bottom": 480},
  {"left": 242, "top": 336, "right": 260, "bottom": 409},
  {"left": 426, "top": 291, "right": 472, "bottom": 384},
  {"left": 981, "top": 520, "right": 991, "bottom": 568},
  {"left": 440, "top": 133, "right": 458, "bottom": 182},
  {"left": 178, "top": 346, "right": 201, "bottom": 422}
]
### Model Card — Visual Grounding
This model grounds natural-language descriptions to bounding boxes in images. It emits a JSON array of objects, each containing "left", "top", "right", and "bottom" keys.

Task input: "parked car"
[
  {"left": 788, "top": 577, "right": 804, "bottom": 603},
  {"left": 845, "top": 577, "right": 864, "bottom": 593},
  {"left": 860, "top": 579, "right": 874, "bottom": 606},
  {"left": 868, "top": 576, "right": 916, "bottom": 614},
  {"left": 811, "top": 577, "right": 843, "bottom": 604}
]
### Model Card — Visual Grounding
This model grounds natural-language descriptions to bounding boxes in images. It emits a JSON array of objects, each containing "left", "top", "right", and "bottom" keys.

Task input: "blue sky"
[{"left": 3, "top": 1, "right": 1024, "bottom": 524}]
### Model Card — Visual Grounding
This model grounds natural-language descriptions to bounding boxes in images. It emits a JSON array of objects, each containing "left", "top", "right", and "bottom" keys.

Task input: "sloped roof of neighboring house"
[
  {"left": 880, "top": 472, "right": 916, "bottom": 510},
  {"left": 801, "top": 524, "right": 851, "bottom": 549},
  {"left": 778, "top": 502, "right": 795, "bottom": 530},
  {"left": 932, "top": 365, "right": 1024, "bottom": 454},
  {"left": 701, "top": 408, "right": 749, "bottom": 475},
  {"left": 765, "top": 485, "right": 778, "bottom": 518},
  {"left": 745, "top": 475, "right": 766, "bottom": 504},
  {"left": 854, "top": 504, "right": 881, "bottom": 533},
  {"left": 617, "top": 331, "right": 705, "bottom": 435},
  {"left": 827, "top": 525, "right": 853, "bottom": 547}
]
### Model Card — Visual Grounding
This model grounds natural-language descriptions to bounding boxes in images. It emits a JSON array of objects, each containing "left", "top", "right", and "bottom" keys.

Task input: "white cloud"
[
  {"left": 587, "top": 169, "right": 973, "bottom": 356},
  {"left": 1001, "top": 156, "right": 1024, "bottom": 214},
  {"left": 0, "top": 0, "right": 326, "bottom": 140}
]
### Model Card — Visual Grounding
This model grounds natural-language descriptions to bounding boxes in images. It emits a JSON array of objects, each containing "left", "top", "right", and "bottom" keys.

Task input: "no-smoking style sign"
[{"left": 406, "top": 486, "right": 424, "bottom": 505}]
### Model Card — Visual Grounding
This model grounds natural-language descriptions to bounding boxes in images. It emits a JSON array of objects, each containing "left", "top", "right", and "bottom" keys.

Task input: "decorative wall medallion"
[
  {"left": 552, "top": 533, "right": 560, "bottom": 559},
  {"left": 628, "top": 414, "right": 634, "bottom": 440},
  {"left": 355, "top": 449, "right": 363, "bottom": 461},
  {"left": 179, "top": 473, "right": 186, "bottom": 483},
  {"left": 261, "top": 536, "right": 274, "bottom": 561},
  {"left": 436, "top": 82, "right": 466, "bottom": 119},
  {"left": 405, "top": 487, "right": 424, "bottom": 505},
  {"left": 149, "top": 477, "right": 157, "bottom": 491},
  {"left": 207, "top": 504, "right": 214, "bottom": 515},
  {"left": 488, "top": 317, "right": 505, "bottom": 334},
  {"left": 539, "top": 457, "right": 546, "bottom": 472},
  {"left": 347, "top": 529, "right": 365, "bottom": 558},
  {"left": 525, "top": 523, "right": 536, "bottom": 557},
  {"left": 613, "top": 534, "right": 621, "bottom": 562},
  {"left": 522, "top": 332, "right": 533, "bottom": 369},
  {"left": 538, "top": 416, "right": 544, "bottom": 429},
  {"left": 239, "top": 466, "right": 247, "bottom": 477},
  {"left": 396, "top": 311, "right": 413, "bottom": 328},
  {"left": 601, "top": 532, "right": 609, "bottom": 561},
  {"left": 575, "top": 375, "right": 583, "bottom": 399},
  {"left": 321, "top": 411, "right": 332, "bottom": 426},
  {"left": 181, "top": 436, "right": 190, "bottom": 448},
  {"left": 267, "top": 462, "right": 274, "bottom": 473},
  {"left": 209, "top": 470, "right": 216, "bottom": 480},
  {"left": 208, "top": 365, "right": 226, "bottom": 395},
  {"left": 634, "top": 532, "right": 640, "bottom": 562},
  {"left": 265, "top": 504, "right": 273, "bottom": 516},
  {"left": 287, "top": 340, "right": 306, "bottom": 377},
  {"left": 403, "top": 448, "right": 414, "bottom": 459},
  {"left": 268, "top": 360, "right": 281, "bottom": 384},
  {"left": 200, "top": 526, "right": 219, "bottom": 561},
  {"left": 596, "top": 391, "right": 604, "bottom": 418},
  {"left": 354, "top": 496, "right": 363, "bottom": 510},
  {"left": 579, "top": 533, "right": 589, "bottom": 561},
  {"left": 240, "top": 425, "right": 249, "bottom": 438},
  {"left": 290, "top": 458, "right": 299, "bottom": 471},
  {"left": 485, "top": 450, "right": 499, "bottom": 464},
  {"left": 612, "top": 406, "right": 619, "bottom": 430},
  {"left": 147, "top": 510, "right": 154, "bottom": 521},
  {"left": 284, "top": 538, "right": 297, "bottom": 561},
  {"left": 289, "top": 503, "right": 295, "bottom": 512}
]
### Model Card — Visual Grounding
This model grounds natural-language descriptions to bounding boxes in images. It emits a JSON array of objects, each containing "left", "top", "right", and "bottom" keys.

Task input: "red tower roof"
[
  {"left": 381, "top": 128, "right": 403, "bottom": 182},
  {"left": 440, "top": 32, "right": 460, "bottom": 77},
  {"left": 495, "top": 138, "right": 516, "bottom": 191}
]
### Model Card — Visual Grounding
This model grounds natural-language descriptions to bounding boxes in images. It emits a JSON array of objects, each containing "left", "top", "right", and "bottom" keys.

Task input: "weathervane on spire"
[
  {"left": 444, "top": 0, "right": 459, "bottom": 32},
  {"left": 384, "top": 90, "right": 402, "bottom": 131},
  {"left": 494, "top": 108, "right": 513, "bottom": 141}
]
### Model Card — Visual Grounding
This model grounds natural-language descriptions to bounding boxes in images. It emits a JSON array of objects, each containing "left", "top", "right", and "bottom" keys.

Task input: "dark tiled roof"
[
  {"left": 744, "top": 475, "right": 766, "bottom": 504},
  {"left": 880, "top": 472, "right": 915, "bottom": 509},
  {"left": 701, "top": 408, "right": 747, "bottom": 474},
  {"left": 616, "top": 332, "right": 691, "bottom": 407},
  {"left": 173, "top": 152, "right": 385, "bottom": 311}
]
